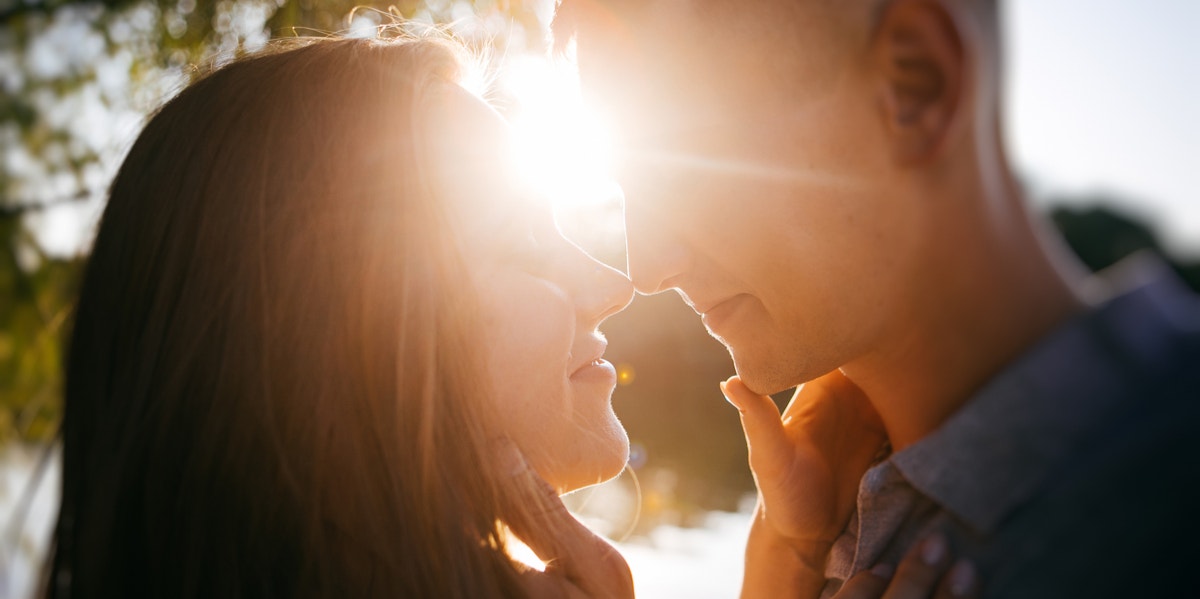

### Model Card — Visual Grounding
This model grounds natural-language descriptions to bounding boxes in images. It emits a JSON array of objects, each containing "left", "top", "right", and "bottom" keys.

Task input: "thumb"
[{"left": 721, "top": 376, "right": 792, "bottom": 481}]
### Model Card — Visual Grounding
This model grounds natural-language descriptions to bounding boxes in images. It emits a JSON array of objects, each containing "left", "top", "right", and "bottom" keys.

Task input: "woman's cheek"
[{"left": 477, "top": 275, "right": 575, "bottom": 469}]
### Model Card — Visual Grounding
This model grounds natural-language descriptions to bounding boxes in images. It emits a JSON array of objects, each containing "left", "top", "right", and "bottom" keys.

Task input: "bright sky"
[{"left": 1004, "top": 0, "right": 1200, "bottom": 255}]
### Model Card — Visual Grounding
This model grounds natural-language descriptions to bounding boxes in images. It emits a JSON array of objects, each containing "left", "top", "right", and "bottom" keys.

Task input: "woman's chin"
[{"left": 546, "top": 438, "right": 630, "bottom": 494}]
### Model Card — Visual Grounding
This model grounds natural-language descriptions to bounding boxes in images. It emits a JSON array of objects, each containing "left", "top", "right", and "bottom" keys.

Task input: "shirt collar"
[{"left": 889, "top": 253, "right": 1200, "bottom": 533}]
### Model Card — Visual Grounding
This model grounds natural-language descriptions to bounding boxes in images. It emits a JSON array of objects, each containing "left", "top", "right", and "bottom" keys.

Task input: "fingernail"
[
  {"left": 921, "top": 533, "right": 947, "bottom": 566},
  {"left": 719, "top": 380, "right": 738, "bottom": 409},
  {"left": 869, "top": 563, "right": 895, "bottom": 579},
  {"left": 948, "top": 559, "right": 976, "bottom": 596}
]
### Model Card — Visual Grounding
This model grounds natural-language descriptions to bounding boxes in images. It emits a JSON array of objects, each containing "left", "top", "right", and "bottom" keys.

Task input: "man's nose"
[{"left": 624, "top": 201, "right": 690, "bottom": 295}]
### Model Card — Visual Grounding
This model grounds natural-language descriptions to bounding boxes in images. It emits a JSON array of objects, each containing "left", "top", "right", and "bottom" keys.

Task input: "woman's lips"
[
  {"left": 569, "top": 338, "right": 614, "bottom": 383},
  {"left": 570, "top": 358, "right": 617, "bottom": 384}
]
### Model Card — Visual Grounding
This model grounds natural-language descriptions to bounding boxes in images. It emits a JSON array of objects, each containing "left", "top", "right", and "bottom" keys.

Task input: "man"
[{"left": 553, "top": 0, "right": 1199, "bottom": 597}]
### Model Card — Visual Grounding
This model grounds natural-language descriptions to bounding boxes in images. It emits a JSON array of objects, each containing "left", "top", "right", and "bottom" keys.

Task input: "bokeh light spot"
[{"left": 617, "top": 363, "right": 636, "bottom": 386}]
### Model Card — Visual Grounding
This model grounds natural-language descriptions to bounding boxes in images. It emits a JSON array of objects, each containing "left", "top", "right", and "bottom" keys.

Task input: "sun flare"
[{"left": 503, "top": 56, "right": 620, "bottom": 209}]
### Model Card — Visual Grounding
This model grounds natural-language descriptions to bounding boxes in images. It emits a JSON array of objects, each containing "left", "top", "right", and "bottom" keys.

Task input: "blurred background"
[{"left": 0, "top": 1, "right": 1196, "bottom": 597}]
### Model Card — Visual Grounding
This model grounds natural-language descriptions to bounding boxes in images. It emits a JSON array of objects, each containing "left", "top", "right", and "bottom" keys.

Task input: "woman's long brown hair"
[{"left": 49, "top": 37, "right": 528, "bottom": 598}]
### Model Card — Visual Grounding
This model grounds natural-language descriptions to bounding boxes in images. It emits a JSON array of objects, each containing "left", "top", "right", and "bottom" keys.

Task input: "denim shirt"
[{"left": 820, "top": 254, "right": 1200, "bottom": 598}]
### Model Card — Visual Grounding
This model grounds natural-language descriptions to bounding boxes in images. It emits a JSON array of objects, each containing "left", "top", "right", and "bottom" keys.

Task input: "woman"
[
  {"left": 47, "top": 35, "right": 970, "bottom": 598},
  {"left": 49, "top": 35, "right": 633, "bottom": 598}
]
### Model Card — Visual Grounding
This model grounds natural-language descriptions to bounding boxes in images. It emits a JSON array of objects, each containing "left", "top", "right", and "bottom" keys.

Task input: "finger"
[
  {"left": 513, "top": 568, "right": 591, "bottom": 599},
  {"left": 832, "top": 563, "right": 896, "bottom": 599},
  {"left": 513, "top": 567, "right": 571, "bottom": 599},
  {"left": 881, "top": 533, "right": 954, "bottom": 599},
  {"left": 787, "top": 371, "right": 889, "bottom": 494},
  {"left": 721, "top": 376, "right": 791, "bottom": 480},
  {"left": 785, "top": 370, "right": 884, "bottom": 436},
  {"left": 932, "top": 559, "right": 979, "bottom": 599}
]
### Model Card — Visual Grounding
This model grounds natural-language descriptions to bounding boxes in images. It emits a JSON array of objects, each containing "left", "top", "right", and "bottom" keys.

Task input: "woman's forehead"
[
  {"left": 426, "top": 83, "right": 511, "bottom": 155},
  {"left": 422, "top": 84, "right": 550, "bottom": 229}
]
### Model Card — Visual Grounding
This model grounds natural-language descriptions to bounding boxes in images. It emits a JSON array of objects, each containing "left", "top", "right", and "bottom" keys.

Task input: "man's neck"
[{"left": 842, "top": 186, "right": 1089, "bottom": 452}]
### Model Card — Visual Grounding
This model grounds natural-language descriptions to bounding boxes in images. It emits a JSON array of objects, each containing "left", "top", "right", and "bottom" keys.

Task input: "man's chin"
[
  {"left": 730, "top": 358, "right": 795, "bottom": 397},
  {"left": 729, "top": 337, "right": 834, "bottom": 395}
]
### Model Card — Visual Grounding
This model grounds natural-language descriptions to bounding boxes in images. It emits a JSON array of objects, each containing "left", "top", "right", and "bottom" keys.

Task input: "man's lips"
[
  {"left": 690, "top": 294, "right": 749, "bottom": 332},
  {"left": 687, "top": 293, "right": 740, "bottom": 317}
]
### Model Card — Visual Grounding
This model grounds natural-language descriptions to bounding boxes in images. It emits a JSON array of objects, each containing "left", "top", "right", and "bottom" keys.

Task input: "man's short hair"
[{"left": 552, "top": 0, "right": 998, "bottom": 53}]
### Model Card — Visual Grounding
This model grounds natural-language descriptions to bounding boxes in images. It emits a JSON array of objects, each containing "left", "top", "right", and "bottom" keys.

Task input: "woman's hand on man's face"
[
  {"left": 724, "top": 374, "right": 980, "bottom": 599},
  {"left": 721, "top": 372, "right": 888, "bottom": 549},
  {"left": 725, "top": 371, "right": 884, "bottom": 598},
  {"left": 495, "top": 440, "right": 635, "bottom": 599}
]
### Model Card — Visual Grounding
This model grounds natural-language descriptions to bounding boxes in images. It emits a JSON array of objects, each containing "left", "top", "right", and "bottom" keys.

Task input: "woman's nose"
[{"left": 577, "top": 256, "right": 635, "bottom": 327}]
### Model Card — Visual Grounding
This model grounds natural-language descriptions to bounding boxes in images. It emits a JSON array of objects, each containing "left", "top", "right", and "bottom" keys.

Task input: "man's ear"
[{"left": 872, "top": 0, "right": 965, "bottom": 164}]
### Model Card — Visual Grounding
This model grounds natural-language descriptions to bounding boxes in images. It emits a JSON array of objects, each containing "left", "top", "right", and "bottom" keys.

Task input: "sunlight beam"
[{"left": 503, "top": 55, "right": 620, "bottom": 209}]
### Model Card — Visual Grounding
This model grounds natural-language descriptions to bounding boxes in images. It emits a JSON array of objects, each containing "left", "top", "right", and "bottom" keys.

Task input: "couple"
[{"left": 47, "top": 0, "right": 1198, "bottom": 598}]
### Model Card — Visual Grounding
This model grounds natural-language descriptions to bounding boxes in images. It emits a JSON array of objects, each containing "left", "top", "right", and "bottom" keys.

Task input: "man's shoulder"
[
  {"left": 979, "top": 361, "right": 1200, "bottom": 598},
  {"left": 892, "top": 258, "right": 1200, "bottom": 597}
]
